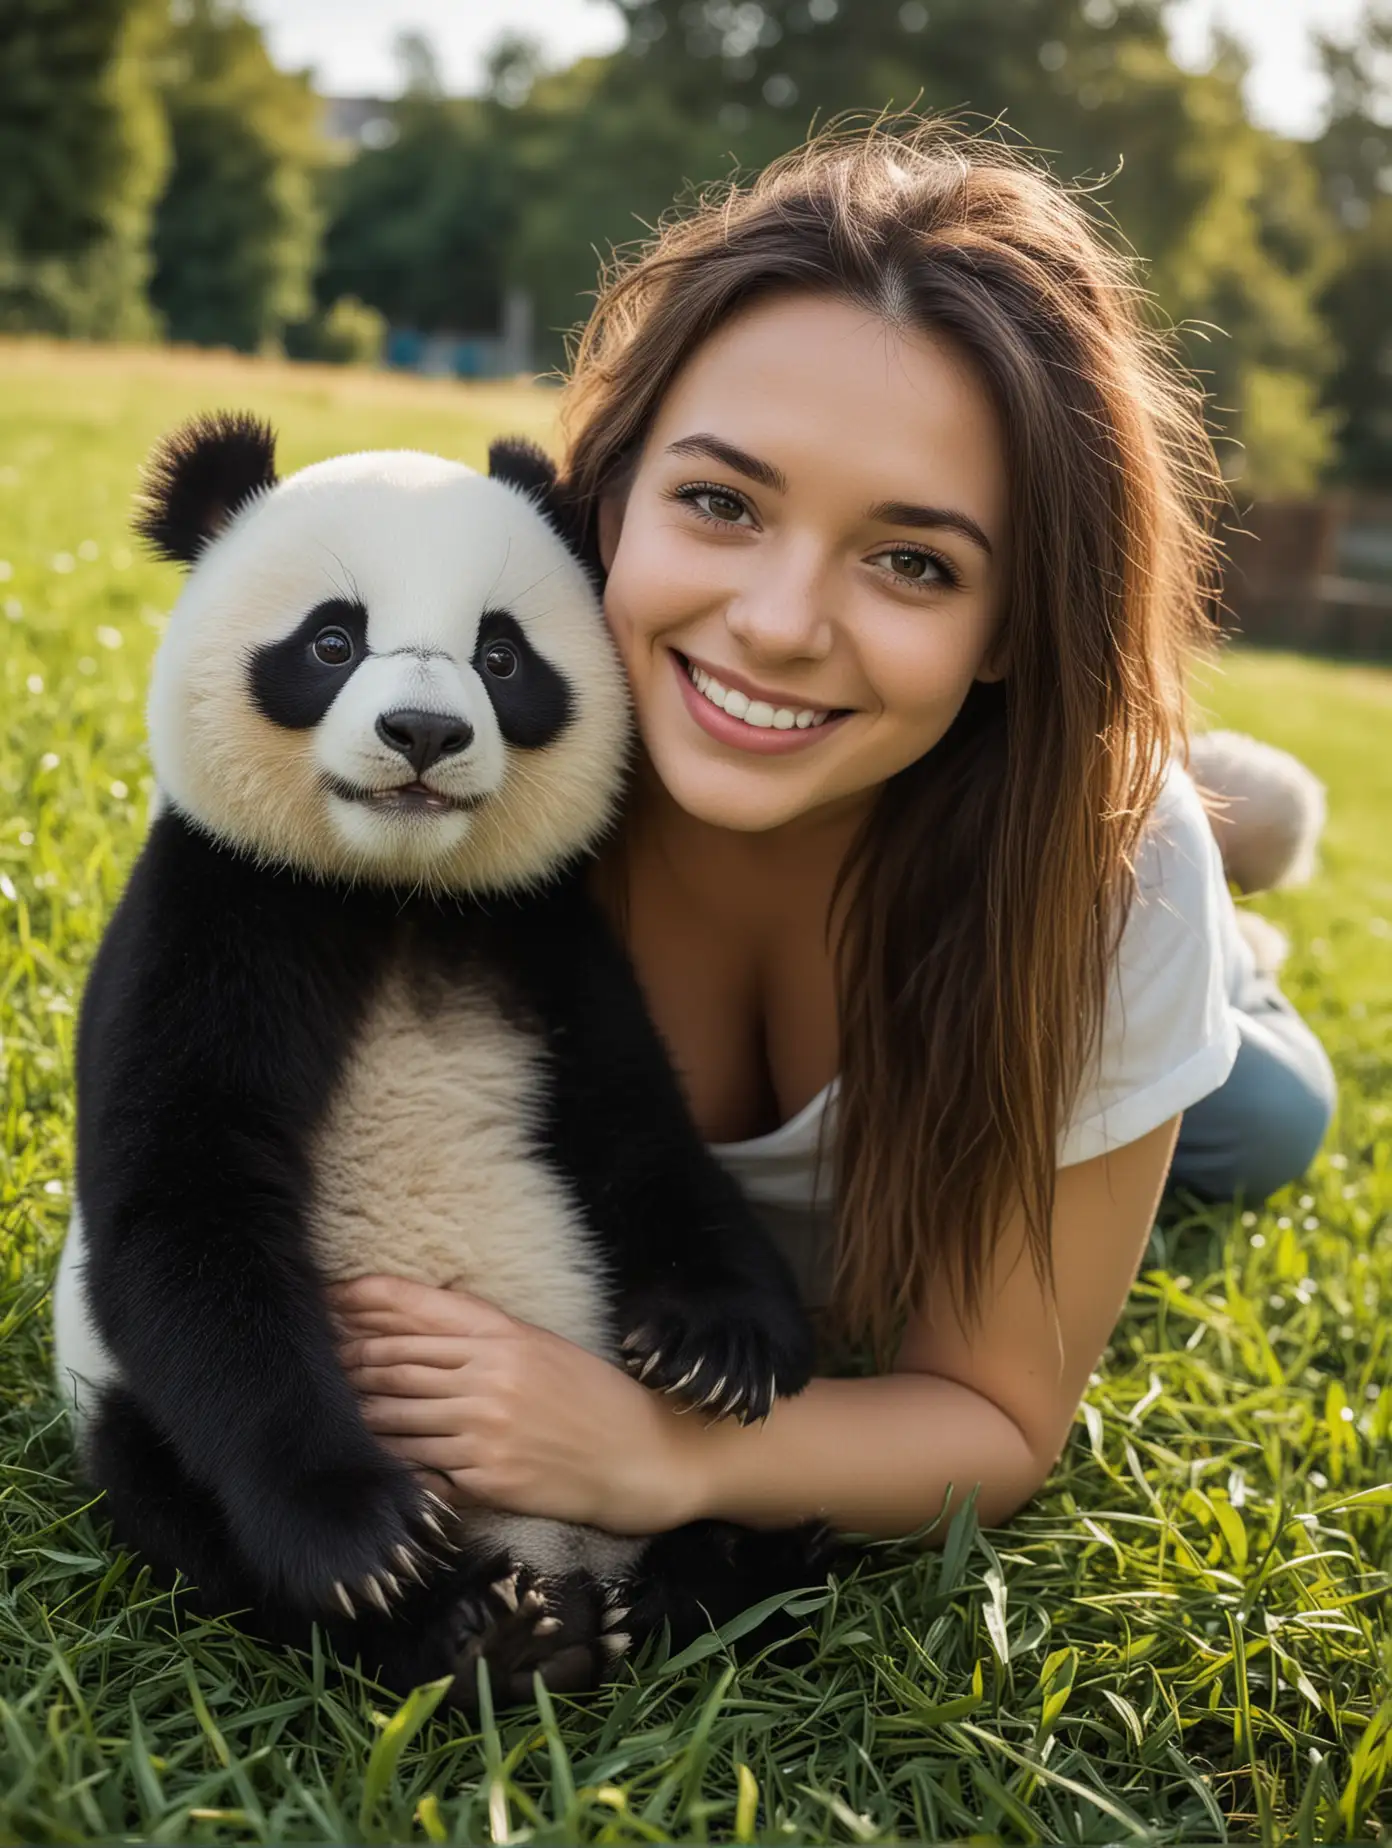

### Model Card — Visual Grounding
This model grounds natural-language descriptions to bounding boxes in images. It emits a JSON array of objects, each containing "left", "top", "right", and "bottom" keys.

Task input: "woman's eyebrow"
[
  {"left": 866, "top": 500, "right": 994, "bottom": 558},
  {"left": 664, "top": 433, "right": 787, "bottom": 493},
  {"left": 664, "top": 435, "right": 993, "bottom": 558}
]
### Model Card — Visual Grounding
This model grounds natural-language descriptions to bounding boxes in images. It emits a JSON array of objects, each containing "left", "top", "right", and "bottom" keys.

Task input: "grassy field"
[{"left": 1, "top": 337, "right": 1389, "bottom": 1846}]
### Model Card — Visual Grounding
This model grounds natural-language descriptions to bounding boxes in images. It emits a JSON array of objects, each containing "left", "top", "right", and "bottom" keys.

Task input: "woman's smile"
[{"left": 671, "top": 648, "right": 852, "bottom": 755}]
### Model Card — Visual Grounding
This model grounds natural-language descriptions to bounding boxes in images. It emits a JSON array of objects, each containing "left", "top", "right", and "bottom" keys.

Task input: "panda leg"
[
  {"left": 82, "top": 1384, "right": 265, "bottom": 1620},
  {"left": 615, "top": 1521, "right": 839, "bottom": 1672}
]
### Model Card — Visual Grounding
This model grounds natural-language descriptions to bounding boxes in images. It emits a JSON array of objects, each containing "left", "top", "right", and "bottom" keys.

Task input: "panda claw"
[
  {"left": 638, "top": 1348, "right": 664, "bottom": 1383},
  {"left": 520, "top": 1588, "right": 546, "bottom": 1619},
  {"left": 620, "top": 1328, "right": 649, "bottom": 1355},
  {"left": 394, "top": 1543, "right": 427, "bottom": 1585},
  {"left": 490, "top": 1572, "right": 519, "bottom": 1612},
  {"left": 534, "top": 1615, "right": 562, "bottom": 1636},
  {"left": 600, "top": 1631, "right": 632, "bottom": 1657},
  {"left": 361, "top": 1574, "right": 392, "bottom": 1615},
  {"left": 602, "top": 1604, "right": 630, "bottom": 1629},
  {"left": 665, "top": 1364, "right": 701, "bottom": 1396},
  {"left": 332, "top": 1580, "right": 356, "bottom": 1620},
  {"left": 698, "top": 1373, "right": 728, "bottom": 1411}
]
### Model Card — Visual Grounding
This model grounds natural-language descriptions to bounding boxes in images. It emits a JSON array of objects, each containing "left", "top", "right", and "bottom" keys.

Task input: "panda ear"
[
  {"left": 488, "top": 435, "right": 602, "bottom": 585},
  {"left": 135, "top": 411, "right": 279, "bottom": 567},
  {"left": 488, "top": 435, "right": 559, "bottom": 504}
]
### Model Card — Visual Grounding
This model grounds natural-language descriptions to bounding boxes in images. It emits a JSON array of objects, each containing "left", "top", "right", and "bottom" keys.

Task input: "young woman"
[{"left": 328, "top": 124, "right": 1335, "bottom": 1543}]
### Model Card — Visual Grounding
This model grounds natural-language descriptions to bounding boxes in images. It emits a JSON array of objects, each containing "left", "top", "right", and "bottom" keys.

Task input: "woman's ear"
[
  {"left": 975, "top": 651, "right": 1007, "bottom": 686},
  {"left": 975, "top": 620, "right": 1008, "bottom": 685}
]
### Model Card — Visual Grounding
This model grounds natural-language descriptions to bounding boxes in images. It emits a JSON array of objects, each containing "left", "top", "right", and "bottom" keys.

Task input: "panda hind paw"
[{"left": 445, "top": 1568, "right": 611, "bottom": 1712}]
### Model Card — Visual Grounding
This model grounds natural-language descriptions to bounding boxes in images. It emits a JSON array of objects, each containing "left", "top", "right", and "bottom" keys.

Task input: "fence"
[{"left": 1223, "top": 495, "right": 1392, "bottom": 660}]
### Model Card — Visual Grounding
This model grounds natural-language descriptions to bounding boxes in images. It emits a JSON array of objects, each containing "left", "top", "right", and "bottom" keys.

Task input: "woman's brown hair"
[{"left": 559, "top": 118, "right": 1224, "bottom": 1360}]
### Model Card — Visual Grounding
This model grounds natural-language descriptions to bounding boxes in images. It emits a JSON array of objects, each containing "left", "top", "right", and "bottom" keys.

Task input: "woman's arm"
[
  {"left": 689, "top": 1115, "right": 1179, "bottom": 1533},
  {"left": 331, "top": 1117, "right": 1178, "bottom": 1540}
]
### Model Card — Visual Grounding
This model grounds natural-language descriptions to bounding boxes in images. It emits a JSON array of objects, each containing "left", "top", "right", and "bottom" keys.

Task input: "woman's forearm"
[{"left": 676, "top": 1371, "right": 1050, "bottom": 1538}]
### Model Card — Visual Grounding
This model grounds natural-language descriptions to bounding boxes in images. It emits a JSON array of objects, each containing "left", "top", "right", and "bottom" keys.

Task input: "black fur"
[
  {"left": 136, "top": 412, "right": 279, "bottom": 567},
  {"left": 250, "top": 597, "right": 370, "bottom": 729},
  {"left": 473, "top": 610, "right": 573, "bottom": 748},
  {"left": 488, "top": 436, "right": 597, "bottom": 580},
  {"left": 75, "top": 809, "right": 824, "bottom": 1706}
]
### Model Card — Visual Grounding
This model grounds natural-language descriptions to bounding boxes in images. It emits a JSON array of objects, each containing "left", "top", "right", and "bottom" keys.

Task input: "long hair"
[{"left": 559, "top": 119, "right": 1224, "bottom": 1359}]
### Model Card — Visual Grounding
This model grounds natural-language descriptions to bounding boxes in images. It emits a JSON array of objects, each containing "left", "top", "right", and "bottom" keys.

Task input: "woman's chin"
[{"left": 642, "top": 747, "right": 840, "bottom": 835}]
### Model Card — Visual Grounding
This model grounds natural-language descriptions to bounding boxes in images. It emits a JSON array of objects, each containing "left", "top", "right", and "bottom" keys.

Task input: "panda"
[{"left": 51, "top": 411, "right": 824, "bottom": 1710}]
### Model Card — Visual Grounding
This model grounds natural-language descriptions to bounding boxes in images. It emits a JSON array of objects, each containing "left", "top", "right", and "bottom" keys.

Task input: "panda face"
[{"left": 145, "top": 443, "right": 630, "bottom": 893}]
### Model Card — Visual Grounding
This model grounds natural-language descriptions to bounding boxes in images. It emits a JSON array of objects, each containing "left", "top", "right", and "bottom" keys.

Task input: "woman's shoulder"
[
  {"left": 1131, "top": 758, "right": 1222, "bottom": 898},
  {"left": 1059, "top": 758, "right": 1243, "bottom": 1167}
]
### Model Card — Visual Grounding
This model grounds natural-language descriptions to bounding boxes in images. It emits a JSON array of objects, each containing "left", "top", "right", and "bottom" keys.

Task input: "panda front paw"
[
  {"left": 228, "top": 1455, "right": 462, "bottom": 1620},
  {"left": 619, "top": 1287, "right": 815, "bottom": 1424}
]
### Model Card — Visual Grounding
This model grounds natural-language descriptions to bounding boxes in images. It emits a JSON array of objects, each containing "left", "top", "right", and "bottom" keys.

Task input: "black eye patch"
[
  {"left": 473, "top": 610, "right": 572, "bottom": 749},
  {"left": 249, "top": 597, "right": 370, "bottom": 730}
]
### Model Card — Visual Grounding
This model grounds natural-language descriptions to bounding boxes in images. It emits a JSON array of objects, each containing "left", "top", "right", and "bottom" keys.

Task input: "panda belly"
[
  {"left": 311, "top": 965, "right": 640, "bottom": 1582},
  {"left": 310, "top": 967, "right": 611, "bottom": 1355}
]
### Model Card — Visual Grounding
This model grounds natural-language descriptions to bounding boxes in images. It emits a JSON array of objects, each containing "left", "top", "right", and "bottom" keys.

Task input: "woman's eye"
[
  {"left": 873, "top": 547, "right": 957, "bottom": 589},
  {"left": 677, "top": 484, "right": 752, "bottom": 526},
  {"left": 313, "top": 626, "right": 354, "bottom": 666},
  {"left": 484, "top": 641, "right": 518, "bottom": 678}
]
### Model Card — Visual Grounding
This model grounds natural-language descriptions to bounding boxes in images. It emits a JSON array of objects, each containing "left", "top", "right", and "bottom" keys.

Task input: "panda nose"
[{"left": 376, "top": 709, "right": 474, "bottom": 775}]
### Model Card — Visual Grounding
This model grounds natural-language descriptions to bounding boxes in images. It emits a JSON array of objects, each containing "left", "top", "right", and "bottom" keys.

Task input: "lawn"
[{"left": 1, "top": 337, "right": 1389, "bottom": 1846}]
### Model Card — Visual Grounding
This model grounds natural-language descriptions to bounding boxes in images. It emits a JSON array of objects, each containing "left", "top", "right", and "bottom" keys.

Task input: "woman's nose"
[{"left": 721, "top": 544, "right": 835, "bottom": 660}]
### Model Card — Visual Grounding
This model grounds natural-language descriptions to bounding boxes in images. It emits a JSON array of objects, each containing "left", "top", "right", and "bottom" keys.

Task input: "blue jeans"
[{"left": 1169, "top": 978, "right": 1336, "bottom": 1202}]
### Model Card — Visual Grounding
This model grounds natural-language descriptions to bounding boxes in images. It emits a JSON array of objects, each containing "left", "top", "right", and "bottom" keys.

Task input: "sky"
[{"left": 249, "top": 0, "right": 1375, "bottom": 141}]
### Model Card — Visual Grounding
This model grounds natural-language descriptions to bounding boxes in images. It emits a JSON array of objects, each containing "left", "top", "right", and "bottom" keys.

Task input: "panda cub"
[{"left": 52, "top": 412, "right": 820, "bottom": 1708}]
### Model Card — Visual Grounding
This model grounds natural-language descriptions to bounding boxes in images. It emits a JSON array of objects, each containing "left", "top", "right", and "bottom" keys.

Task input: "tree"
[
  {"left": 313, "top": 35, "right": 519, "bottom": 336},
  {"left": 315, "top": 96, "right": 517, "bottom": 335},
  {"left": 1312, "top": 4, "right": 1392, "bottom": 487},
  {"left": 0, "top": 0, "right": 168, "bottom": 338},
  {"left": 149, "top": 0, "right": 322, "bottom": 352}
]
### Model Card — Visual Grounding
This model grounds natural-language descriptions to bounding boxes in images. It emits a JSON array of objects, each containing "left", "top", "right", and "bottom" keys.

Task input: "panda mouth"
[{"left": 327, "top": 775, "right": 484, "bottom": 815}]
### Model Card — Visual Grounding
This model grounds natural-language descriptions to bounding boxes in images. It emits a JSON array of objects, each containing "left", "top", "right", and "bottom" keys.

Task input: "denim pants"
[{"left": 1168, "top": 974, "right": 1337, "bottom": 1203}]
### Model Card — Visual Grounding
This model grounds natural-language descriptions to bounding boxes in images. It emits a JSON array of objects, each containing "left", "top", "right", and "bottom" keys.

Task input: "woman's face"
[{"left": 598, "top": 292, "right": 1008, "bottom": 835}]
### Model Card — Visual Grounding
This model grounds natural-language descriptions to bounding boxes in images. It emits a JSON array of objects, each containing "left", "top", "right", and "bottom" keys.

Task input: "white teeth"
[{"left": 687, "top": 661, "right": 830, "bottom": 731}]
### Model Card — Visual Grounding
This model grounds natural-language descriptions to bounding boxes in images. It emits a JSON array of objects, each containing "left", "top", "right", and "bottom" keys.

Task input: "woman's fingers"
[
  {"left": 358, "top": 1392, "right": 469, "bottom": 1436},
  {"left": 326, "top": 1275, "right": 515, "bottom": 1338},
  {"left": 337, "top": 1336, "right": 474, "bottom": 1377}
]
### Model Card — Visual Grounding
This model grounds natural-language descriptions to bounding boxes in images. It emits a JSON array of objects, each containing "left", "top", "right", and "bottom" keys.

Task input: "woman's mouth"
[{"left": 672, "top": 651, "right": 850, "bottom": 754}]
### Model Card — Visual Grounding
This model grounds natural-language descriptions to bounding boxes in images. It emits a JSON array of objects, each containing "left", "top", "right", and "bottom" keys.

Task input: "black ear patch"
[
  {"left": 135, "top": 410, "right": 279, "bottom": 567},
  {"left": 488, "top": 435, "right": 559, "bottom": 505},
  {"left": 488, "top": 435, "right": 602, "bottom": 588}
]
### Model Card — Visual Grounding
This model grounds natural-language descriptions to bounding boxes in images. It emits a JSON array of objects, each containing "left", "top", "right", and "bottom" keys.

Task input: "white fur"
[{"left": 1188, "top": 730, "right": 1327, "bottom": 895}]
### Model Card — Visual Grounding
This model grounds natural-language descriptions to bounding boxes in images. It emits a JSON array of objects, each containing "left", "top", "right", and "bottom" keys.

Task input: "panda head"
[{"left": 139, "top": 412, "right": 629, "bottom": 895}]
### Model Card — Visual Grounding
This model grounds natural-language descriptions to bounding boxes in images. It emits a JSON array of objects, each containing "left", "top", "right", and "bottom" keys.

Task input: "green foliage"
[
  {"left": 0, "top": 0, "right": 168, "bottom": 339},
  {"left": 314, "top": 91, "right": 518, "bottom": 334},
  {"left": 148, "top": 0, "right": 323, "bottom": 352},
  {"left": 1312, "top": 8, "right": 1392, "bottom": 490},
  {"left": 2, "top": 342, "right": 1391, "bottom": 1841},
  {"left": 284, "top": 295, "right": 388, "bottom": 367}
]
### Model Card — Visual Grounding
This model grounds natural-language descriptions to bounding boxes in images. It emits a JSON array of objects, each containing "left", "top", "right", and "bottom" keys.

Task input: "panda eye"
[
  {"left": 484, "top": 641, "right": 518, "bottom": 678},
  {"left": 313, "top": 626, "right": 354, "bottom": 667}
]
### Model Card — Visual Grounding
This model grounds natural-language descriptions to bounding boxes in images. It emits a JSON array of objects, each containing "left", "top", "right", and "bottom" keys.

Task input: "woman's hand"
[{"left": 326, "top": 1274, "right": 710, "bottom": 1536}]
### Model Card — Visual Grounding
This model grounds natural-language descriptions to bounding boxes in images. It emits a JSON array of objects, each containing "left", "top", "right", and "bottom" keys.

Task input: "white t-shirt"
[{"left": 708, "top": 763, "right": 1245, "bottom": 1307}]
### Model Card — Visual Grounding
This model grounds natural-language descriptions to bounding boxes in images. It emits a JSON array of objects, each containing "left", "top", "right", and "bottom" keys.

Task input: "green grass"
[{"left": 2, "top": 337, "right": 1389, "bottom": 1846}]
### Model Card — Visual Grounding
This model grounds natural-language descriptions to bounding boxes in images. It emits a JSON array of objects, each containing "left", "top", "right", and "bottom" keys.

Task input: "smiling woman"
[{"left": 331, "top": 118, "right": 1334, "bottom": 1550}]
